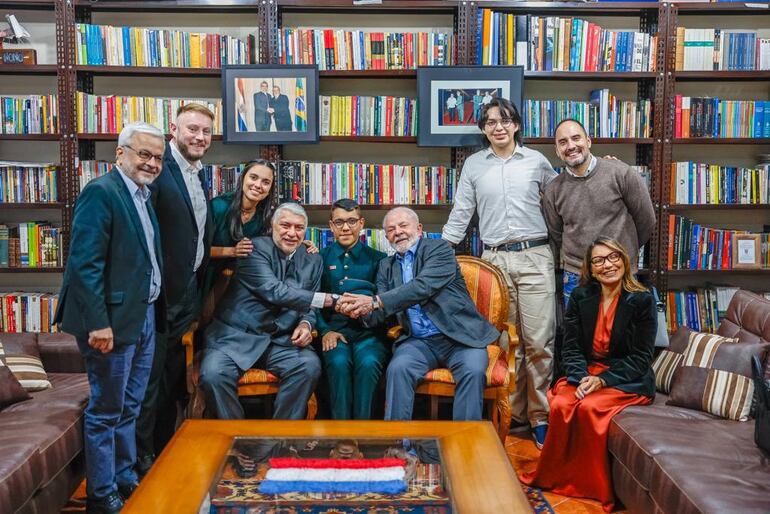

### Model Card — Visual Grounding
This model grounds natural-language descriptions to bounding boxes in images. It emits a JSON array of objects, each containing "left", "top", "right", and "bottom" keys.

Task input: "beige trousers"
[{"left": 482, "top": 244, "right": 555, "bottom": 428}]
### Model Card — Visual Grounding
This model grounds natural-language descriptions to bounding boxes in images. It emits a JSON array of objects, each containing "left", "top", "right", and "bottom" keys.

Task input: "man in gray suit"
[
  {"left": 199, "top": 203, "right": 334, "bottom": 419},
  {"left": 337, "top": 207, "right": 499, "bottom": 421}
]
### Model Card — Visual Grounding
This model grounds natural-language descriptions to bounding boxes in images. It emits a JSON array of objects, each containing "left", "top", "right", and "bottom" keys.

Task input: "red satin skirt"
[{"left": 520, "top": 375, "right": 652, "bottom": 512}]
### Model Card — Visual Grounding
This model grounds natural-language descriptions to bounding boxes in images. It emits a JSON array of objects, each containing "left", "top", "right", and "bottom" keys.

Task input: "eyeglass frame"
[
  {"left": 483, "top": 118, "right": 515, "bottom": 130},
  {"left": 590, "top": 251, "right": 623, "bottom": 267},
  {"left": 330, "top": 217, "right": 362, "bottom": 229},
  {"left": 122, "top": 144, "right": 164, "bottom": 164}
]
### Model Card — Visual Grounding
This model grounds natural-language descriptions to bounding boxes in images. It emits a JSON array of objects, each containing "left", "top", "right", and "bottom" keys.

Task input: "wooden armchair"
[
  {"left": 388, "top": 255, "right": 517, "bottom": 441},
  {"left": 181, "top": 268, "right": 317, "bottom": 420}
]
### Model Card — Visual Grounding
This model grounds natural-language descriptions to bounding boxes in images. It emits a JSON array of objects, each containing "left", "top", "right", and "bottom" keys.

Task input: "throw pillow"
[
  {"left": 667, "top": 332, "right": 768, "bottom": 421},
  {"left": 652, "top": 326, "right": 692, "bottom": 393},
  {"left": 0, "top": 339, "right": 52, "bottom": 392},
  {"left": 0, "top": 363, "right": 31, "bottom": 410}
]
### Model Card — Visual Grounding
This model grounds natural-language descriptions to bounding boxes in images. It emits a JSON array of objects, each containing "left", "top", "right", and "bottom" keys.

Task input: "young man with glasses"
[
  {"left": 442, "top": 97, "right": 558, "bottom": 449},
  {"left": 317, "top": 199, "right": 389, "bottom": 419}
]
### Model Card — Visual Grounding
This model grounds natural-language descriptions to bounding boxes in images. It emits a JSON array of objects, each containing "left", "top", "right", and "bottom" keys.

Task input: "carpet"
[{"left": 522, "top": 484, "right": 556, "bottom": 514}]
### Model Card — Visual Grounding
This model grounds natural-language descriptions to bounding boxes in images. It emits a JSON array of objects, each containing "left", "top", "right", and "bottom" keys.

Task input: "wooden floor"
[{"left": 63, "top": 431, "right": 625, "bottom": 513}]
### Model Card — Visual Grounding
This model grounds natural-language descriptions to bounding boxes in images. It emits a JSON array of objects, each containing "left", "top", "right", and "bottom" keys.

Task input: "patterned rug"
[{"left": 522, "top": 485, "right": 556, "bottom": 514}]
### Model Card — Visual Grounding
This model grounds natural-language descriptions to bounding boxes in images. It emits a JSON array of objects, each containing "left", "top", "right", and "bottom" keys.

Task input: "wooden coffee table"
[{"left": 124, "top": 419, "right": 530, "bottom": 513}]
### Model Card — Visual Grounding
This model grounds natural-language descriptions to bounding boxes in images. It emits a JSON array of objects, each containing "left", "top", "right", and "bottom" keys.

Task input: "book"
[
  {"left": 1, "top": 95, "right": 59, "bottom": 134},
  {"left": 0, "top": 162, "right": 58, "bottom": 203}
]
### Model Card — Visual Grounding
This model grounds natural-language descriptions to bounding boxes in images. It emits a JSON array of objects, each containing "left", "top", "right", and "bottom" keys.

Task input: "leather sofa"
[
  {"left": 0, "top": 332, "right": 89, "bottom": 514},
  {"left": 609, "top": 290, "right": 770, "bottom": 514}
]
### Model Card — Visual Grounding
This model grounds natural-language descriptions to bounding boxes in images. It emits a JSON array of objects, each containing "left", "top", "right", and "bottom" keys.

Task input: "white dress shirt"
[{"left": 170, "top": 140, "right": 207, "bottom": 271}]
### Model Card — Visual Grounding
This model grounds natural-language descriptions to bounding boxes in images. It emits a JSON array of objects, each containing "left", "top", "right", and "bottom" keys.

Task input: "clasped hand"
[
  {"left": 335, "top": 293, "right": 375, "bottom": 319},
  {"left": 575, "top": 375, "right": 605, "bottom": 400}
]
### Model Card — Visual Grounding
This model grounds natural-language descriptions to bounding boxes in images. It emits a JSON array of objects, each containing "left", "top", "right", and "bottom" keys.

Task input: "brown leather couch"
[
  {"left": 0, "top": 332, "right": 89, "bottom": 514},
  {"left": 609, "top": 290, "right": 770, "bottom": 514}
]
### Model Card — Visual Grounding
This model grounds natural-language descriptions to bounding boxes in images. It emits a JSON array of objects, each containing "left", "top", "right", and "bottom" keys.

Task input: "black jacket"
[{"left": 562, "top": 283, "right": 656, "bottom": 397}]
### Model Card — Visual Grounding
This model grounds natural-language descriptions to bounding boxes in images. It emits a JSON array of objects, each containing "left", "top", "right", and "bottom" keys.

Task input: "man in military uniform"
[{"left": 318, "top": 198, "right": 389, "bottom": 420}]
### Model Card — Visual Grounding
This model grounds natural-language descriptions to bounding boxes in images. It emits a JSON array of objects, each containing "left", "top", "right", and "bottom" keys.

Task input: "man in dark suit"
[
  {"left": 199, "top": 203, "right": 333, "bottom": 420},
  {"left": 269, "top": 85, "right": 293, "bottom": 131},
  {"left": 55, "top": 122, "right": 166, "bottom": 514},
  {"left": 253, "top": 80, "right": 271, "bottom": 131},
  {"left": 337, "top": 207, "right": 500, "bottom": 421},
  {"left": 135, "top": 103, "right": 214, "bottom": 474}
]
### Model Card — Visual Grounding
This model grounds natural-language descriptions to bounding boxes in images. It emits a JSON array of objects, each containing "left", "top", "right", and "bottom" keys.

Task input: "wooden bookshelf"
[
  {"left": 0, "top": 203, "right": 64, "bottom": 210},
  {"left": 0, "top": 134, "right": 60, "bottom": 141},
  {"left": 0, "top": 0, "right": 55, "bottom": 9},
  {"left": 666, "top": 269, "right": 770, "bottom": 277},
  {"left": 278, "top": 0, "right": 455, "bottom": 13},
  {"left": 74, "top": 65, "right": 222, "bottom": 77},
  {"left": 524, "top": 71, "right": 657, "bottom": 80},
  {"left": 0, "top": 267, "right": 65, "bottom": 273},
  {"left": 674, "top": 71, "right": 770, "bottom": 82},
  {"left": 319, "top": 70, "right": 418, "bottom": 79},
  {"left": 72, "top": 0, "right": 258, "bottom": 12},
  {"left": 671, "top": 138, "right": 770, "bottom": 145},
  {"left": 474, "top": 2, "right": 659, "bottom": 14},
  {"left": 667, "top": 204, "right": 770, "bottom": 212},
  {"left": 0, "top": 65, "right": 58, "bottom": 75},
  {"left": 319, "top": 136, "right": 417, "bottom": 143}
]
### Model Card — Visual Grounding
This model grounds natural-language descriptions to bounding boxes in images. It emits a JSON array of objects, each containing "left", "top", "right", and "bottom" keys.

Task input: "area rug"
[{"left": 522, "top": 484, "right": 556, "bottom": 514}]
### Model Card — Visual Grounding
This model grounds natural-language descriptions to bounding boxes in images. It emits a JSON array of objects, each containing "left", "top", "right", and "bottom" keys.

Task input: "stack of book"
[
  {"left": 76, "top": 160, "right": 112, "bottom": 193},
  {"left": 306, "top": 227, "right": 444, "bottom": 255},
  {"left": 0, "top": 222, "right": 62, "bottom": 268},
  {"left": 669, "top": 161, "right": 769, "bottom": 204},
  {"left": 319, "top": 95, "right": 417, "bottom": 137},
  {"left": 1, "top": 95, "right": 58, "bottom": 134},
  {"left": 476, "top": 10, "right": 657, "bottom": 72},
  {"left": 75, "top": 92, "right": 222, "bottom": 134},
  {"left": 75, "top": 23, "right": 255, "bottom": 68},
  {"left": 524, "top": 90, "right": 653, "bottom": 138},
  {"left": 0, "top": 162, "right": 58, "bottom": 203},
  {"left": 666, "top": 287, "right": 728, "bottom": 334},
  {"left": 675, "top": 28, "right": 770, "bottom": 71},
  {"left": 277, "top": 161, "right": 456, "bottom": 206},
  {"left": 0, "top": 292, "right": 60, "bottom": 333},
  {"left": 674, "top": 97, "right": 770, "bottom": 138},
  {"left": 279, "top": 28, "right": 453, "bottom": 70}
]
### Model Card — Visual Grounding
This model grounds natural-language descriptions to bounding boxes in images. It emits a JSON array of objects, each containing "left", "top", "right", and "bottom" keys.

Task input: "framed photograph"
[
  {"left": 417, "top": 65, "right": 524, "bottom": 147},
  {"left": 222, "top": 64, "right": 319, "bottom": 144},
  {"left": 732, "top": 233, "right": 761, "bottom": 269}
]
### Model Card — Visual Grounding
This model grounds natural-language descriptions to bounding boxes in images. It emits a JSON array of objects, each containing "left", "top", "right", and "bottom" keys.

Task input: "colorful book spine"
[
  {"left": 319, "top": 96, "right": 417, "bottom": 137},
  {"left": 674, "top": 97, "right": 770, "bottom": 138},
  {"left": 0, "top": 292, "right": 60, "bottom": 333},
  {"left": 0, "top": 222, "right": 63, "bottom": 268},
  {"left": 1, "top": 95, "right": 59, "bottom": 134},
  {"left": 0, "top": 163, "right": 58, "bottom": 203},
  {"left": 676, "top": 27, "right": 770, "bottom": 71},
  {"left": 670, "top": 161, "right": 769, "bottom": 204}
]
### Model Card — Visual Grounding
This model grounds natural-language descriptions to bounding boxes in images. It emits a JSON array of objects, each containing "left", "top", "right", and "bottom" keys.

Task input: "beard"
[
  {"left": 565, "top": 152, "right": 587, "bottom": 169},
  {"left": 390, "top": 233, "right": 420, "bottom": 254}
]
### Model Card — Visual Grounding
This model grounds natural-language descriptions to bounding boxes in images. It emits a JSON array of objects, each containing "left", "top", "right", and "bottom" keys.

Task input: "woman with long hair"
[{"left": 521, "top": 236, "right": 656, "bottom": 512}]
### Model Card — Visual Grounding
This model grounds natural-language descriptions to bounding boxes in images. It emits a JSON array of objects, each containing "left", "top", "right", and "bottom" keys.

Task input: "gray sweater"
[{"left": 542, "top": 157, "right": 656, "bottom": 274}]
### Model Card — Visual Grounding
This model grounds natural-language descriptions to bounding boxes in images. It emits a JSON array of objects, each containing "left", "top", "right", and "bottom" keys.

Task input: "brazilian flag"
[{"left": 295, "top": 78, "right": 307, "bottom": 132}]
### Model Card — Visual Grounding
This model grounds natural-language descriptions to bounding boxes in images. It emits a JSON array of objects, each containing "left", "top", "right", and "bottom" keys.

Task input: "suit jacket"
[
  {"left": 363, "top": 238, "right": 499, "bottom": 348},
  {"left": 562, "top": 283, "right": 656, "bottom": 397},
  {"left": 270, "top": 94, "right": 292, "bottom": 131},
  {"left": 150, "top": 144, "right": 213, "bottom": 307},
  {"left": 204, "top": 236, "right": 323, "bottom": 370},
  {"left": 253, "top": 91, "right": 271, "bottom": 131},
  {"left": 54, "top": 169, "right": 165, "bottom": 347}
]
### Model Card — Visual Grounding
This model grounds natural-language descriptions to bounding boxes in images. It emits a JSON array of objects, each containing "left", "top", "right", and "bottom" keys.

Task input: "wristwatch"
[
  {"left": 371, "top": 295, "right": 381, "bottom": 311},
  {"left": 330, "top": 294, "right": 340, "bottom": 308}
]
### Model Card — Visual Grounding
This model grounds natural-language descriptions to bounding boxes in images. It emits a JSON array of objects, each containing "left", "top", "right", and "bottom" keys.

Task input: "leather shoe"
[
  {"left": 86, "top": 492, "right": 124, "bottom": 514},
  {"left": 136, "top": 453, "right": 155, "bottom": 478},
  {"left": 118, "top": 480, "right": 140, "bottom": 501}
]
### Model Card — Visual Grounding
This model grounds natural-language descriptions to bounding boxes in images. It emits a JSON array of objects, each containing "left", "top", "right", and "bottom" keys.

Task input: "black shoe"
[
  {"left": 86, "top": 492, "right": 124, "bottom": 514},
  {"left": 117, "top": 480, "right": 140, "bottom": 501},
  {"left": 135, "top": 454, "right": 155, "bottom": 478}
]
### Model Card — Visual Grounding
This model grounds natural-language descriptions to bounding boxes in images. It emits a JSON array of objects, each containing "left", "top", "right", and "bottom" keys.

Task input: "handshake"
[{"left": 323, "top": 293, "right": 381, "bottom": 319}]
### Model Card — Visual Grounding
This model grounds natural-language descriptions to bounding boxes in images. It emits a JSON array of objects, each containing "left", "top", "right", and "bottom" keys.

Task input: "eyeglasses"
[
  {"left": 590, "top": 251, "right": 622, "bottom": 267},
  {"left": 484, "top": 118, "right": 514, "bottom": 130},
  {"left": 123, "top": 145, "right": 163, "bottom": 163},
  {"left": 331, "top": 218, "right": 361, "bottom": 229}
]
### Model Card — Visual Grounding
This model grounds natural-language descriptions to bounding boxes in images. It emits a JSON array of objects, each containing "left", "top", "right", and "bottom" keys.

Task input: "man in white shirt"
[
  {"left": 442, "top": 97, "right": 557, "bottom": 449},
  {"left": 136, "top": 103, "right": 215, "bottom": 475}
]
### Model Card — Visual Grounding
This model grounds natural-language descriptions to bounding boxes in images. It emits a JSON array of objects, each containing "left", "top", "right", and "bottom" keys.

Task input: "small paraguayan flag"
[{"left": 294, "top": 78, "right": 307, "bottom": 132}]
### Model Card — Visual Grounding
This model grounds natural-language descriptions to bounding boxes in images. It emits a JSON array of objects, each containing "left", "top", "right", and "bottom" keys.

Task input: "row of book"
[
  {"left": 75, "top": 92, "right": 222, "bottom": 135},
  {"left": 523, "top": 92, "right": 653, "bottom": 138},
  {"left": 0, "top": 162, "right": 58, "bottom": 204},
  {"left": 306, "top": 228, "right": 444, "bottom": 256},
  {"left": 665, "top": 287, "right": 770, "bottom": 334},
  {"left": 666, "top": 215, "right": 770, "bottom": 270},
  {"left": 0, "top": 293, "right": 60, "bottom": 333},
  {"left": 278, "top": 28, "right": 454, "bottom": 70},
  {"left": 674, "top": 97, "right": 770, "bottom": 138},
  {"left": 277, "top": 161, "right": 456, "bottom": 206},
  {"left": 669, "top": 161, "right": 770, "bottom": 205},
  {"left": 675, "top": 28, "right": 770, "bottom": 71},
  {"left": 1, "top": 95, "right": 58, "bottom": 135},
  {"left": 319, "top": 96, "right": 417, "bottom": 137},
  {"left": 75, "top": 23, "right": 255, "bottom": 69},
  {"left": 476, "top": 10, "right": 658, "bottom": 72},
  {"left": 0, "top": 223, "right": 63, "bottom": 268}
]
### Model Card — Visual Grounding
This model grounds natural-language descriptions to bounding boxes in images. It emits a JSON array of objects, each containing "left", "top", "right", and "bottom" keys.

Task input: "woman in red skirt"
[{"left": 520, "top": 236, "right": 656, "bottom": 512}]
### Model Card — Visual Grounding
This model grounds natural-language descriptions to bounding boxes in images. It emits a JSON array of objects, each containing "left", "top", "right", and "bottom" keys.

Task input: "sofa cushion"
[
  {"left": 0, "top": 364, "right": 31, "bottom": 410},
  {"left": 652, "top": 326, "right": 691, "bottom": 393},
  {"left": 0, "top": 338, "right": 52, "bottom": 392},
  {"left": 716, "top": 290, "right": 770, "bottom": 378},
  {"left": 0, "top": 439, "right": 42, "bottom": 513},
  {"left": 37, "top": 332, "right": 85, "bottom": 374}
]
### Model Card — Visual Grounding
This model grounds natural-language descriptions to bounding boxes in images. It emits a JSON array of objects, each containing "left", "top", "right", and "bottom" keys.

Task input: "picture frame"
[
  {"left": 416, "top": 65, "right": 524, "bottom": 147},
  {"left": 732, "top": 233, "right": 761, "bottom": 269},
  {"left": 222, "top": 64, "right": 319, "bottom": 144}
]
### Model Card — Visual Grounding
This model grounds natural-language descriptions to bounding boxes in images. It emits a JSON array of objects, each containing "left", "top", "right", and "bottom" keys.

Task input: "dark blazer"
[
  {"left": 253, "top": 91, "right": 271, "bottom": 131},
  {"left": 363, "top": 238, "right": 499, "bottom": 348},
  {"left": 54, "top": 169, "right": 165, "bottom": 347},
  {"left": 204, "top": 236, "right": 322, "bottom": 370},
  {"left": 562, "top": 283, "right": 657, "bottom": 397},
  {"left": 270, "top": 94, "right": 292, "bottom": 131},
  {"left": 149, "top": 144, "right": 213, "bottom": 307}
]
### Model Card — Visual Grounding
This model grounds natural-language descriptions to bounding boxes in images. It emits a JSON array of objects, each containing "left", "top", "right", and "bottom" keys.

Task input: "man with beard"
[
  {"left": 55, "top": 122, "right": 165, "bottom": 513},
  {"left": 543, "top": 118, "right": 656, "bottom": 304},
  {"left": 135, "top": 103, "right": 214, "bottom": 475},
  {"left": 336, "top": 207, "right": 499, "bottom": 421}
]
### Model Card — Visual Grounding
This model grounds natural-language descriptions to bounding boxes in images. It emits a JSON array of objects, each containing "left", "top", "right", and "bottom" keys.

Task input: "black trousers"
[{"left": 136, "top": 274, "right": 198, "bottom": 458}]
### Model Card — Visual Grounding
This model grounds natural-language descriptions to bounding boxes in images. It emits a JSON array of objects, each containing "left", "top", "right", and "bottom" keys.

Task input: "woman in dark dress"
[{"left": 521, "top": 236, "right": 656, "bottom": 512}]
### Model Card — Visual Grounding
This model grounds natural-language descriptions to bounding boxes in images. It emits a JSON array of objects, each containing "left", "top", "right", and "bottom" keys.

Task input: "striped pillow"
[
  {"left": 666, "top": 332, "right": 766, "bottom": 421},
  {"left": 0, "top": 340, "right": 52, "bottom": 392},
  {"left": 651, "top": 326, "right": 694, "bottom": 393}
]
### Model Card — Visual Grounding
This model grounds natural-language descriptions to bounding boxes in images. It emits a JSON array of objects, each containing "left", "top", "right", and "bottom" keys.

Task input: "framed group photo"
[
  {"left": 222, "top": 64, "right": 319, "bottom": 144},
  {"left": 417, "top": 65, "right": 524, "bottom": 147}
]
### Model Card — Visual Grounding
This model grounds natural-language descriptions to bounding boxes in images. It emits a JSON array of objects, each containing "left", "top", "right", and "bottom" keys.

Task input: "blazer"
[
  {"left": 149, "top": 144, "right": 213, "bottom": 307},
  {"left": 204, "top": 236, "right": 322, "bottom": 370},
  {"left": 363, "top": 238, "right": 499, "bottom": 348},
  {"left": 562, "top": 283, "right": 657, "bottom": 397},
  {"left": 54, "top": 169, "right": 165, "bottom": 347}
]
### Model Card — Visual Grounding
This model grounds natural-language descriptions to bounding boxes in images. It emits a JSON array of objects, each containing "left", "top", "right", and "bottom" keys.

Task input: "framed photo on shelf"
[
  {"left": 416, "top": 65, "right": 524, "bottom": 147},
  {"left": 222, "top": 64, "right": 319, "bottom": 144},
  {"left": 732, "top": 233, "right": 761, "bottom": 270}
]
